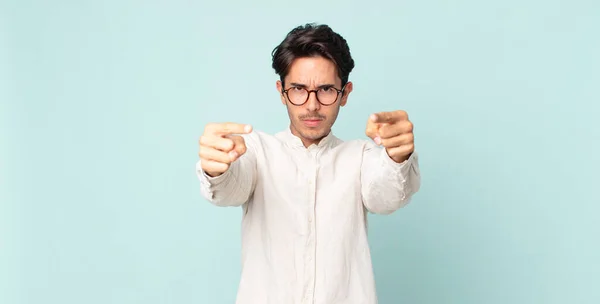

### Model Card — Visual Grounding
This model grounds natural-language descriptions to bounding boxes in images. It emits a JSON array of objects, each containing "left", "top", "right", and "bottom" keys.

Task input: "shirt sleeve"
[
  {"left": 360, "top": 142, "right": 421, "bottom": 214},
  {"left": 196, "top": 133, "right": 258, "bottom": 207}
]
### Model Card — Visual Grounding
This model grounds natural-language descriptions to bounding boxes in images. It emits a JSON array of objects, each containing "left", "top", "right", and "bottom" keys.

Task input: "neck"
[{"left": 289, "top": 124, "right": 325, "bottom": 148}]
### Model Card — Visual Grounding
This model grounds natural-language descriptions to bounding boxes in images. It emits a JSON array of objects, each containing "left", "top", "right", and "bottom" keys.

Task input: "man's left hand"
[{"left": 365, "top": 110, "right": 414, "bottom": 163}]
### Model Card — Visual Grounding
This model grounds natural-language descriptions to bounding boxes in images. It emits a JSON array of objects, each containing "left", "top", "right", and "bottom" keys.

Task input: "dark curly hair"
[{"left": 271, "top": 23, "right": 355, "bottom": 88}]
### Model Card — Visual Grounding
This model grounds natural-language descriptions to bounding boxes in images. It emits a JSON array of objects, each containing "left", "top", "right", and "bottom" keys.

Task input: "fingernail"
[
  {"left": 244, "top": 125, "right": 252, "bottom": 133},
  {"left": 229, "top": 151, "right": 238, "bottom": 159},
  {"left": 374, "top": 136, "right": 381, "bottom": 145},
  {"left": 370, "top": 114, "right": 377, "bottom": 122}
]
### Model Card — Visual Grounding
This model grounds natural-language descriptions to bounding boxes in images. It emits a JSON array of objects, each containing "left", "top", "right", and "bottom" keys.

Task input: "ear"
[
  {"left": 340, "top": 81, "right": 353, "bottom": 107},
  {"left": 276, "top": 80, "right": 286, "bottom": 105}
]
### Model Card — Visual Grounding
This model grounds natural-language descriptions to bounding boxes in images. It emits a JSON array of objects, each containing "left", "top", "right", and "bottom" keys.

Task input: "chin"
[{"left": 301, "top": 127, "right": 329, "bottom": 140}]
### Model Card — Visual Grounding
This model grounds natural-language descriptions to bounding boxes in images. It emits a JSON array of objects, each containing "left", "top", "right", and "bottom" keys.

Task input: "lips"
[{"left": 302, "top": 119, "right": 323, "bottom": 127}]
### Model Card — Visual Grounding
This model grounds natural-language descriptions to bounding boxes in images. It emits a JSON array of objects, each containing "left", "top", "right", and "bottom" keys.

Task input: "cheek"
[
  {"left": 324, "top": 106, "right": 340, "bottom": 121},
  {"left": 285, "top": 104, "right": 301, "bottom": 120}
]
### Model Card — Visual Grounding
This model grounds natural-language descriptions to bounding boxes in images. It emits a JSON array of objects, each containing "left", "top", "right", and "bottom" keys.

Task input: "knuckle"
[
  {"left": 224, "top": 139, "right": 235, "bottom": 150},
  {"left": 221, "top": 124, "right": 230, "bottom": 133},
  {"left": 204, "top": 123, "right": 216, "bottom": 133},
  {"left": 199, "top": 135, "right": 208, "bottom": 145},
  {"left": 379, "top": 126, "right": 389, "bottom": 137},
  {"left": 201, "top": 159, "right": 212, "bottom": 167},
  {"left": 199, "top": 151, "right": 213, "bottom": 161},
  {"left": 198, "top": 152, "right": 208, "bottom": 162},
  {"left": 365, "top": 123, "right": 376, "bottom": 136},
  {"left": 221, "top": 151, "right": 233, "bottom": 163}
]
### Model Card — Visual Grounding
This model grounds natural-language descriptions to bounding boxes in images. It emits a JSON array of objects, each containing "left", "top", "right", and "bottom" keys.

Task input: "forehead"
[{"left": 285, "top": 56, "right": 340, "bottom": 85}]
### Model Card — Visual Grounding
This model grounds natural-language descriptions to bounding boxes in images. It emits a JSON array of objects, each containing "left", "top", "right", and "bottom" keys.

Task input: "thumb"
[
  {"left": 226, "top": 135, "right": 247, "bottom": 161},
  {"left": 365, "top": 118, "right": 381, "bottom": 145}
]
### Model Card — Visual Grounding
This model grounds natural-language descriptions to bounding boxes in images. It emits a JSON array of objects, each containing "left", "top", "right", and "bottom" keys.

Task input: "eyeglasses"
[{"left": 282, "top": 85, "right": 345, "bottom": 106}]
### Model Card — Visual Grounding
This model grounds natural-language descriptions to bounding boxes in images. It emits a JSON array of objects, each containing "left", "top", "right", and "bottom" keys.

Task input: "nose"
[{"left": 306, "top": 91, "right": 321, "bottom": 112}]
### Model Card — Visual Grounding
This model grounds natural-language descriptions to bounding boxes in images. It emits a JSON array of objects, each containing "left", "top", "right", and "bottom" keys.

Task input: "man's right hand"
[{"left": 198, "top": 122, "right": 253, "bottom": 177}]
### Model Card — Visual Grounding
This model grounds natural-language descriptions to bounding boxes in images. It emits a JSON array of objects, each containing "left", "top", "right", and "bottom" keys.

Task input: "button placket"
[{"left": 304, "top": 148, "right": 319, "bottom": 303}]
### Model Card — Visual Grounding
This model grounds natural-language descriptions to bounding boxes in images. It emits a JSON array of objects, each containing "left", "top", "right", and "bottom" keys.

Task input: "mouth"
[{"left": 301, "top": 118, "right": 323, "bottom": 128}]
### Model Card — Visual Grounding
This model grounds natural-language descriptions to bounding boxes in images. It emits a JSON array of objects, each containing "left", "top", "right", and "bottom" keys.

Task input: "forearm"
[
  {"left": 361, "top": 147, "right": 421, "bottom": 214},
  {"left": 196, "top": 152, "right": 256, "bottom": 207}
]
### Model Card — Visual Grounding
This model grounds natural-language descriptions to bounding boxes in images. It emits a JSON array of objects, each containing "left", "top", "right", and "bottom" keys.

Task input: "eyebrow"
[{"left": 289, "top": 82, "right": 336, "bottom": 89}]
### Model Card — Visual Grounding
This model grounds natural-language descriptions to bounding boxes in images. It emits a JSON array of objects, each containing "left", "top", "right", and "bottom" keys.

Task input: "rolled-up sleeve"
[{"left": 360, "top": 143, "right": 421, "bottom": 215}]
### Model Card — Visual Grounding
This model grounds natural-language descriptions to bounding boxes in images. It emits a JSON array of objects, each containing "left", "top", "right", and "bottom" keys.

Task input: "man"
[{"left": 196, "top": 23, "right": 421, "bottom": 304}]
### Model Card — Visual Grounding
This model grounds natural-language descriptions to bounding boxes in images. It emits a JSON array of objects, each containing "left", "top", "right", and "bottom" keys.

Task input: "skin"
[
  {"left": 365, "top": 110, "right": 415, "bottom": 163},
  {"left": 276, "top": 56, "right": 351, "bottom": 148},
  {"left": 198, "top": 122, "right": 252, "bottom": 177},
  {"left": 198, "top": 56, "right": 415, "bottom": 177}
]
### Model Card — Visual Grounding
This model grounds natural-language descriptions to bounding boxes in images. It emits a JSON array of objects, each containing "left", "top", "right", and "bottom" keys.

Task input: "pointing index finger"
[
  {"left": 215, "top": 123, "right": 253, "bottom": 135},
  {"left": 370, "top": 111, "right": 407, "bottom": 124}
]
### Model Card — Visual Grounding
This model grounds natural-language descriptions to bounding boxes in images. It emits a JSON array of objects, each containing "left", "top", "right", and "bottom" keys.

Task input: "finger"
[
  {"left": 199, "top": 135, "right": 235, "bottom": 152},
  {"left": 386, "top": 143, "right": 415, "bottom": 159},
  {"left": 380, "top": 120, "right": 413, "bottom": 138},
  {"left": 380, "top": 133, "right": 414, "bottom": 148},
  {"left": 227, "top": 135, "right": 247, "bottom": 160},
  {"left": 399, "top": 120, "right": 414, "bottom": 133},
  {"left": 212, "top": 123, "right": 253, "bottom": 136},
  {"left": 365, "top": 120, "right": 380, "bottom": 142},
  {"left": 370, "top": 111, "right": 408, "bottom": 124},
  {"left": 200, "top": 159, "right": 230, "bottom": 176},
  {"left": 199, "top": 146, "right": 236, "bottom": 164},
  {"left": 378, "top": 124, "right": 403, "bottom": 139}
]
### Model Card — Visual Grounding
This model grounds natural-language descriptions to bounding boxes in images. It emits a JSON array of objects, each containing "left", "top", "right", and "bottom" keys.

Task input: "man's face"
[{"left": 276, "top": 56, "right": 353, "bottom": 147}]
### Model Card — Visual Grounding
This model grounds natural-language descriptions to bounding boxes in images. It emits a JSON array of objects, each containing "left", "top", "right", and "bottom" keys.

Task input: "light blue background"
[{"left": 2, "top": 0, "right": 599, "bottom": 303}]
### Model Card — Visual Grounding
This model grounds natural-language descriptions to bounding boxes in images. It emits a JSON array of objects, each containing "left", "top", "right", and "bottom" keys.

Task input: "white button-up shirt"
[{"left": 196, "top": 127, "right": 421, "bottom": 304}]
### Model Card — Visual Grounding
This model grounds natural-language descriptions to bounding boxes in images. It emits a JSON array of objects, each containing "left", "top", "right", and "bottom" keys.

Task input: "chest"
[
  {"left": 249, "top": 141, "right": 367, "bottom": 233},
  {"left": 256, "top": 144, "right": 364, "bottom": 206}
]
